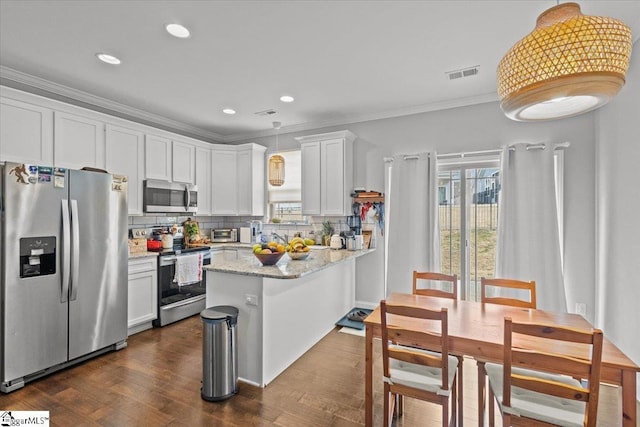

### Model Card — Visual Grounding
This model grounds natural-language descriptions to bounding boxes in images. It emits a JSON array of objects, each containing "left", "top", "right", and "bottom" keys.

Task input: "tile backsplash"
[{"left": 128, "top": 215, "right": 361, "bottom": 244}]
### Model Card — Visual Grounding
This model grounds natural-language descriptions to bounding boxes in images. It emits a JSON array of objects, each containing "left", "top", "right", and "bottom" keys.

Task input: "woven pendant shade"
[
  {"left": 497, "top": 2, "right": 632, "bottom": 122},
  {"left": 268, "top": 154, "right": 285, "bottom": 187}
]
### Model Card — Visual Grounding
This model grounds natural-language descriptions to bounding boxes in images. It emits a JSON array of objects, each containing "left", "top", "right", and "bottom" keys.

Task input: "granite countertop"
[
  {"left": 204, "top": 247, "right": 375, "bottom": 279},
  {"left": 128, "top": 251, "right": 159, "bottom": 259}
]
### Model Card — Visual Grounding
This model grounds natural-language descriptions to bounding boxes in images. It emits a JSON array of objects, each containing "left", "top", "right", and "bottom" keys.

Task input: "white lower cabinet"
[{"left": 127, "top": 256, "right": 158, "bottom": 335}]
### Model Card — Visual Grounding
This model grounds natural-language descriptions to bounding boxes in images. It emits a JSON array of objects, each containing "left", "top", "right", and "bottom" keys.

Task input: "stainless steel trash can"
[{"left": 201, "top": 305, "right": 239, "bottom": 401}]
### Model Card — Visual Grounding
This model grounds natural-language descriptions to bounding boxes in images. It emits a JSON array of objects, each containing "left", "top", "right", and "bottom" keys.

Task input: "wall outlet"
[
  {"left": 575, "top": 303, "right": 587, "bottom": 316},
  {"left": 245, "top": 294, "right": 259, "bottom": 306}
]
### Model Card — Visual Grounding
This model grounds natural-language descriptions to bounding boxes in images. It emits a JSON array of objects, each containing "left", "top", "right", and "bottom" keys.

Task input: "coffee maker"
[{"left": 249, "top": 220, "right": 263, "bottom": 243}]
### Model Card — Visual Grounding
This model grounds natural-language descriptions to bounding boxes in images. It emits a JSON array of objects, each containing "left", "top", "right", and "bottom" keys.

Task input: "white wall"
[
  {"left": 237, "top": 101, "right": 597, "bottom": 315},
  {"left": 595, "top": 40, "right": 640, "bottom": 400}
]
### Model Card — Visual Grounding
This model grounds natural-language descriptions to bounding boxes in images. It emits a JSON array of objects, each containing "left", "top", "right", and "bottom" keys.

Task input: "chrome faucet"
[{"left": 272, "top": 232, "right": 288, "bottom": 245}]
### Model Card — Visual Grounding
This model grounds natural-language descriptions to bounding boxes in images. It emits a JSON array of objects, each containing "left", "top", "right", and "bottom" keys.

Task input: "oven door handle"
[{"left": 161, "top": 294, "right": 206, "bottom": 310}]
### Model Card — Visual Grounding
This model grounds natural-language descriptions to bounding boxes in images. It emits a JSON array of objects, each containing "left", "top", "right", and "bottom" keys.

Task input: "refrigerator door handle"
[
  {"left": 70, "top": 199, "right": 80, "bottom": 301},
  {"left": 184, "top": 185, "right": 190, "bottom": 211},
  {"left": 61, "top": 200, "right": 71, "bottom": 303}
]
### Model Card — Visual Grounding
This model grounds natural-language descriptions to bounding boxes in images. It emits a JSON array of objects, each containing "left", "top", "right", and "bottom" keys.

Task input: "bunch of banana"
[{"left": 285, "top": 237, "right": 314, "bottom": 253}]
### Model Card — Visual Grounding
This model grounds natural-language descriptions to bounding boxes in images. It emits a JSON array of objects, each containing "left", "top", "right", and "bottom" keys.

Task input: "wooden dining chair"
[
  {"left": 412, "top": 271, "right": 464, "bottom": 422},
  {"left": 484, "top": 317, "right": 603, "bottom": 426},
  {"left": 480, "top": 277, "right": 537, "bottom": 309},
  {"left": 413, "top": 271, "right": 458, "bottom": 299},
  {"left": 412, "top": 270, "right": 464, "bottom": 420},
  {"left": 477, "top": 277, "right": 536, "bottom": 426},
  {"left": 380, "top": 300, "right": 459, "bottom": 427}
]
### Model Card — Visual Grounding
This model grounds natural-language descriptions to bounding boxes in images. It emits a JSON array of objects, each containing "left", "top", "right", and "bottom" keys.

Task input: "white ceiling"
[{"left": 1, "top": 1, "right": 639, "bottom": 143}]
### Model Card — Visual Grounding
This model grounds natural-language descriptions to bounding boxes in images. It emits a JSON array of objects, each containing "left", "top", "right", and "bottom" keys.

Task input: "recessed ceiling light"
[
  {"left": 96, "top": 53, "right": 121, "bottom": 65},
  {"left": 280, "top": 95, "right": 294, "bottom": 103},
  {"left": 166, "top": 23, "right": 190, "bottom": 38},
  {"left": 222, "top": 108, "right": 236, "bottom": 115}
]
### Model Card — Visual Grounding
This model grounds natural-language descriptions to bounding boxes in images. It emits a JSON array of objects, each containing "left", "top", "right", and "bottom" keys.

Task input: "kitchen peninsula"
[{"left": 204, "top": 247, "right": 374, "bottom": 386}]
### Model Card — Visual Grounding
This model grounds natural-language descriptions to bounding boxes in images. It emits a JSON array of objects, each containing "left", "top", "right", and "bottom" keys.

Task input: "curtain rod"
[{"left": 384, "top": 142, "right": 570, "bottom": 162}]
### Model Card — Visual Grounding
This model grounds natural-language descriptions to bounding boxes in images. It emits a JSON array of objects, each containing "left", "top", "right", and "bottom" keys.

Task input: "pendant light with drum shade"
[
  {"left": 497, "top": 2, "right": 632, "bottom": 122},
  {"left": 268, "top": 121, "right": 285, "bottom": 187}
]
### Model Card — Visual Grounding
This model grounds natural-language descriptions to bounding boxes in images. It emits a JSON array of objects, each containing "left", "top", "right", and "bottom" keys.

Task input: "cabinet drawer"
[{"left": 128, "top": 257, "right": 157, "bottom": 274}]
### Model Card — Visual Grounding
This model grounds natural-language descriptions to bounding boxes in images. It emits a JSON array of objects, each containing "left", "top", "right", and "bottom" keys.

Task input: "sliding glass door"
[{"left": 438, "top": 161, "right": 500, "bottom": 301}]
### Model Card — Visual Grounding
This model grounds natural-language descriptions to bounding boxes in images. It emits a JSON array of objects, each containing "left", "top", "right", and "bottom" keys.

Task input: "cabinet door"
[
  {"left": 172, "top": 140, "right": 195, "bottom": 184},
  {"left": 211, "top": 149, "right": 238, "bottom": 215},
  {"left": 127, "top": 260, "right": 158, "bottom": 331},
  {"left": 54, "top": 111, "right": 105, "bottom": 170},
  {"left": 145, "top": 134, "right": 171, "bottom": 181},
  {"left": 105, "top": 125, "right": 144, "bottom": 215},
  {"left": 0, "top": 97, "right": 54, "bottom": 164},
  {"left": 237, "top": 149, "right": 252, "bottom": 215},
  {"left": 301, "top": 141, "right": 321, "bottom": 215},
  {"left": 322, "top": 138, "right": 346, "bottom": 215},
  {"left": 195, "top": 146, "right": 212, "bottom": 216}
]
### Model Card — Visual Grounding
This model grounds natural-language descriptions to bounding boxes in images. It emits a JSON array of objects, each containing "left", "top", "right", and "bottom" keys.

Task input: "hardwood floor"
[{"left": 0, "top": 315, "right": 633, "bottom": 426}]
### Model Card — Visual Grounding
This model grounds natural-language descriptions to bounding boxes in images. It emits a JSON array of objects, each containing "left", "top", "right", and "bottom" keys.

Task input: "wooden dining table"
[{"left": 364, "top": 293, "right": 639, "bottom": 427}]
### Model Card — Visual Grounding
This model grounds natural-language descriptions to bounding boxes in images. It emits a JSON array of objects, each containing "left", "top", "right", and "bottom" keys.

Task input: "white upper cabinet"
[
  {"left": 54, "top": 111, "right": 105, "bottom": 170},
  {"left": 195, "top": 145, "right": 212, "bottom": 216},
  {"left": 105, "top": 124, "right": 144, "bottom": 215},
  {"left": 144, "top": 134, "right": 171, "bottom": 181},
  {"left": 0, "top": 96, "right": 54, "bottom": 165},
  {"left": 300, "top": 141, "right": 321, "bottom": 216},
  {"left": 237, "top": 144, "right": 266, "bottom": 216},
  {"left": 211, "top": 147, "right": 238, "bottom": 215},
  {"left": 172, "top": 140, "right": 196, "bottom": 184},
  {"left": 210, "top": 143, "right": 265, "bottom": 216},
  {"left": 296, "top": 131, "right": 356, "bottom": 216}
]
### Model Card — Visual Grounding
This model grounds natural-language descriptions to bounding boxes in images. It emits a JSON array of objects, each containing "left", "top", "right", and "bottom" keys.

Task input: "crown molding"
[
  {"left": 223, "top": 92, "right": 500, "bottom": 142},
  {"left": 0, "top": 66, "right": 226, "bottom": 143},
  {"left": 1, "top": 66, "right": 499, "bottom": 144}
]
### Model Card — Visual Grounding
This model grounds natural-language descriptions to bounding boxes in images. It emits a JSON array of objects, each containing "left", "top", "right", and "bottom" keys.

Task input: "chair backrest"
[
  {"left": 412, "top": 271, "right": 458, "bottom": 299},
  {"left": 481, "top": 277, "right": 536, "bottom": 308},
  {"left": 380, "top": 300, "right": 450, "bottom": 392},
  {"left": 502, "top": 317, "right": 603, "bottom": 427}
]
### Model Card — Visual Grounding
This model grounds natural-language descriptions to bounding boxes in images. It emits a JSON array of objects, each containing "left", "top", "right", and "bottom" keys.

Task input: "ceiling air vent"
[
  {"left": 446, "top": 65, "right": 479, "bottom": 80},
  {"left": 254, "top": 109, "right": 277, "bottom": 116}
]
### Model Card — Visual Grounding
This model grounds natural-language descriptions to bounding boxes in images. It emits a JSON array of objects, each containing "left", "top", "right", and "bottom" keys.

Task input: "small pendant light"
[{"left": 268, "top": 121, "right": 285, "bottom": 187}]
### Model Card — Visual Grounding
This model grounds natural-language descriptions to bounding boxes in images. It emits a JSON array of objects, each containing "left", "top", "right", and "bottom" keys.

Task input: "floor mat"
[
  {"left": 335, "top": 307, "right": 373, "bottom": 330},
  {"left": 338, "top": 326, "right": 366, "bottom": 337}
]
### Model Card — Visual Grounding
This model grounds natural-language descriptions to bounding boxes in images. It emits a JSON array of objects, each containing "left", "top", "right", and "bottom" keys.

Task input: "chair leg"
[
  {"left": 488, "top": 385, "right": 495, "bottom": 427},
  {"left": 457, "top": 355, "right": 464, "bottom": 424},
  {"left": 451, "top": 376, "right": 458, "bottom": 427},
  {"left": 442, "top": 398, "right": 449, "bottom": 427},
  {"left": 397, "top": 394, "right": 404, "bottom": 417},
  {"left": 383, "top": 384, "right": 391, "bottom": 427},
  {"left": 477, "top": 361, "right": 486, "bottom": 427}
]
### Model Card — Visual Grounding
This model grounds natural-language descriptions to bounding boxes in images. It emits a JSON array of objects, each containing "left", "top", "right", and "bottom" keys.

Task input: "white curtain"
[
  {"left": 496, "top": 144, "right": 567, "bottom": 312},
  {"left": 386, "top": 152, "right": 440, "bottom": 296}
]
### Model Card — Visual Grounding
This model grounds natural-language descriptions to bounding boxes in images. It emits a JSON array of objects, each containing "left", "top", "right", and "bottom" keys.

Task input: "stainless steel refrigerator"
[{"left": 1, "top": 162, "right": 128, "bottom": 392}]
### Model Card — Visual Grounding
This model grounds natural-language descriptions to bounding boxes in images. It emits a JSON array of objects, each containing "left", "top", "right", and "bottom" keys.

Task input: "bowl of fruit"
[
  {"left": 252, "top": 242, "right": 286, "bottom": 266},
  {"left": 286, "top": 237, "right": 315, "bottom": 260}
]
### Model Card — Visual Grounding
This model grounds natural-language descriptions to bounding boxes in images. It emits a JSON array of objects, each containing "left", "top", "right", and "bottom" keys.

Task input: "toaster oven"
[{"left": 211, "top": 228, "right": 237, "bottom": 243}]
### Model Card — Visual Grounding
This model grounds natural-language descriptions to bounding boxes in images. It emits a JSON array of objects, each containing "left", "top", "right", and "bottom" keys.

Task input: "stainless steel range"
[{"left": 146, "top": 228, "right": 210, "bottom": 327}]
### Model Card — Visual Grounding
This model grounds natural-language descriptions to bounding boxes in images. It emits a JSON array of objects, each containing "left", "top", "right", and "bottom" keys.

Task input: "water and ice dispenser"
[{"left": 19, "top": 237, "right": 56, "bottom": 278}]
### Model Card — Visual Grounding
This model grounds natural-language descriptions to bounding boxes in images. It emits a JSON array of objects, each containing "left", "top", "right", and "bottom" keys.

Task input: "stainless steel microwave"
[{"left": 143, "top": 180, "right": 198, "bottom": 214}]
